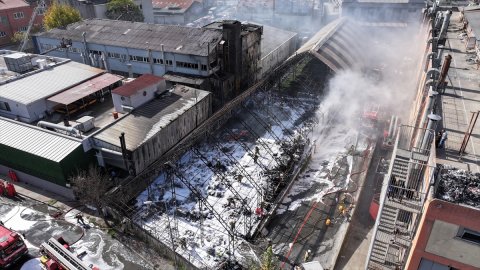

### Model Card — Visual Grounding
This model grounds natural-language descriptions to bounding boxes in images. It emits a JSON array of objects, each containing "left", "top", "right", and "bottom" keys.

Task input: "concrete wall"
[
  {"left": 259, "top": 34, "right": 297, "bottom": 79},
  {"left": 0, "top": 96, "right": 54, "bottom": 123},
  {"left": 425, "top": 220, "right": 480, "bottom": 268},
  {"left": 0, "top": 164, "right": 75, "bottom": 199},
  {"left": 406, "top": 199, "right": 480, "bottom": 270},
  {"left": 131, "top": 92, "right": 212, "bottom": 173}
]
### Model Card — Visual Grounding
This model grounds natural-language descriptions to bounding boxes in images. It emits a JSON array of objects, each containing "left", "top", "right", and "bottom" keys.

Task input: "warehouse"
[
  {"left": 259, "top": 25, "right": 298, "bottom": 79},
  {"left": 32, "top": 19, "right": 262, "bottom": 108},
  {"left": 0, "top": 52, "right": 106, "bottom": 123},
  {"left": 0, "top": 117, "right": 93, "bottom": 198},
  {"left": 92, "top": 84, "right": 211, "bottom": 175}
]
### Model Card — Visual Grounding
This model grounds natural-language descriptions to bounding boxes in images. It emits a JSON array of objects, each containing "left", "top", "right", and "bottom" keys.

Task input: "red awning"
[{"left": 48, "top": 73, "right": 123, "bottom": 105}]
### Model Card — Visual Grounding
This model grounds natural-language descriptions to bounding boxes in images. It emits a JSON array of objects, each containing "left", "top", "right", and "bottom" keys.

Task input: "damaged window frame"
[{"left": 456, "top": 227, "right": 480, "bottom": 245}]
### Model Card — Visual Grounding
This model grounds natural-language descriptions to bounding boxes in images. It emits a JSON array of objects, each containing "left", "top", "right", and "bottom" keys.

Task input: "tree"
[
  {"left": 43, "top": 2, "right": 82, "bottom": 30},
  {"left": 70, "top": 165, "right": 111, "bottom": 217},
  {"left": 252, "top": 246, "right": 278, "bottom": 270},
  {"left": 105, "top": 0, "right": 144, "bottom": 22},
  {"left": 11, "top": 32, "right": 27, "bottom": 44}
]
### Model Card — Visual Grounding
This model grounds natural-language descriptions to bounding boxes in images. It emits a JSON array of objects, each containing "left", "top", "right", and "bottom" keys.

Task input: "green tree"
[
  {"left": 256, "top": 246, "right": 278, "bottom": 270},
  {"left": 43, "top": 3, "right": 82, "bottom": 30},
  {"left": 105, "top": 0, "right": 143, "bottom": 22}
]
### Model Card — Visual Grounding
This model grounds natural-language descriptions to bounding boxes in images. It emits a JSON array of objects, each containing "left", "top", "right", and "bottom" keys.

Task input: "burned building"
[
  {"left": 32, "top": 19, "right": 262, "bottom": 109},
  {"left": 92, "top": 83, "right": 212, "bottom": 175}
]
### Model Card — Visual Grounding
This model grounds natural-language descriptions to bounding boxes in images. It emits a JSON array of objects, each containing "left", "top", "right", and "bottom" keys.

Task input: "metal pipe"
[
  {"left": 419, "top": 88, "right": 439, "bottom": 129},
  {"left": 421, "top": 114, "right": 441, "bottom": 151},
  {"left": 438, "top": 54, "right": 452, "bottom": 90},
  {"left": 37, "top": 121, "right": 81, "bottom": 138},
  {"left": 424, "top": 52, "right": 438, "bottom": 72},
  {"left": 439, "top": 11, "right": 452, "bottom": 40}
]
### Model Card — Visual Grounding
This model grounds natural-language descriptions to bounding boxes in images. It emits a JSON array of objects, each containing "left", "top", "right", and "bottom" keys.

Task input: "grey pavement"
[{"left": 437, "top": 12, "right": 480, "bottom": 171}]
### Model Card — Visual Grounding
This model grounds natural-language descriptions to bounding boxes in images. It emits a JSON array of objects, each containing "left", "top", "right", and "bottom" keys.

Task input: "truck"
[
  {"left": 0, "top": 225, "right": 28, "bottom": 269},
  {"left": 39, "top": 237, "right": 99, "bottom": 270}
]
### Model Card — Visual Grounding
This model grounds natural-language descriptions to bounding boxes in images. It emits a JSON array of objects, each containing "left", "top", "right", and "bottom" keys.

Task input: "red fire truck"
[{"left": 0, "top": 225, "right": 28, "bottom": 269}]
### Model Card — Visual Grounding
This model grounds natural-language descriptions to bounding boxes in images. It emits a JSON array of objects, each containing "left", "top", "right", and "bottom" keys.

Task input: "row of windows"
[
  {"left": 0, "top": 26, "right": 28, "bottom": 38},
  {"left": 43, "top": 45, "right": 209, "bottom": 70}
]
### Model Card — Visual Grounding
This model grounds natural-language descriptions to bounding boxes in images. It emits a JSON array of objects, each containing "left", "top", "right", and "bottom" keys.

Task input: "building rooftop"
[
  {"left": 436, "top": 165, "right": 480, "bottom": 209},
  {"left": 0, "top": 117, "right": 82, "bottom": 162},
  {"left": 0, "top": 61, "right": 104, "bottom": 104},
  {"left": 152, "top": 0, "right": 198, "bottom": 11},
  {"left": 0, "top": 0, "right": 29, "bottom": 10},
  {"left": 260, "top": 24, "right": 297, "bottom": 59},
  {"left": 464, "top": 9, "right": 480, "bottom": 41},
  {"left": 112, "top": 74, "right": 164, "bottom": 97},
  {"left": 94, "top": 85, "right": 210, "bottom": 151},
  {"left": 34, "top": 19, "right": 224, "bottom": 56}
]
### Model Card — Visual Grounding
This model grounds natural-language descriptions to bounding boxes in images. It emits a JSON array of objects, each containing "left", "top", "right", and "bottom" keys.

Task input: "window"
[
  {"left": 165, "top": 60, "right": 173, "bottom": 66},
  {"left": 69, "top": 47, "right": 80, "bottom": 53},
  {"left": 153, "top": 58, "right": 163, "bottom": 64},
  {"left": 108, "top": 52, "right": 121, "bottom": 59},
  {"left": 13, "top": 12, "right": 24, "bottom": 19},
  {"left": 89, "top": 50, "right": 102, "bottom": 55},
  {"left": 457, "top": 227, "right": 480, "bottom": 245},
  {"left": 129, "top": 55, "right": 148, "bottom": 62},
  {"left": 0, "top": 102, "right": 10, "bottom": 111},
  {"left": 18, "top": 26, "right": 27, "bottom": 32},
  {"left": 201, "top": 64, "right": 207, "bottom": 71},
  {"left": 176, "top": 61, "right": 198, "bottom": 69},
  {"left": 41, "top": 43, "right": 54, "bottom": 50},
  {"left": 0, "top": 31, "right": 6, "bottom": 38}
]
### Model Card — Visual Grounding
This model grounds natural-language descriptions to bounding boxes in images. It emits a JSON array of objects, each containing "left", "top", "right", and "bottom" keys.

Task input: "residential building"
[
  {"left": 405, "top": 168, "right": 480, "bottom": 270},
  {"left": 0, "top": 0, "right": 46, "bottom": 47},
  {"left": 58, "top": 0, "right": 152, "bottom": 21},
  {"left": 341, "top": 0, "right": 424, "bottom": 22},
  {"left": 145, "top": 0, "right": 206, "bottom": 25},
  {"left": 365, "top": 5, "right": 480, "bottom": 270},
  {"left": 32, "top": 19, "right": 263, "bottom": 108}
]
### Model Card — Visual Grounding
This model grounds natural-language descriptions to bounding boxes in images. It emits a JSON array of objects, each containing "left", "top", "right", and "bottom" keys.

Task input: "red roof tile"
[
  {"left": 112, "top": 74, "right": 164, "bottom": 97},
  {"left": 0, "top": 0, "right": 29, "bottom": 10},
  {"left": 152, "top": 0, "right": 198, "bottom": 10}
]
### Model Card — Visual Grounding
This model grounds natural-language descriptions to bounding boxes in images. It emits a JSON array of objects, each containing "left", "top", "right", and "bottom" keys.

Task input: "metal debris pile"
[{"left": 438, "top": 165, "right": 480, "bottom": 207}]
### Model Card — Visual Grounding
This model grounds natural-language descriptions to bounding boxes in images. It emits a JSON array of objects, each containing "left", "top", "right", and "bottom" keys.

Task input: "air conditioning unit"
[{"left": 74, "top": 116, "right": 95, "bottom": 132}]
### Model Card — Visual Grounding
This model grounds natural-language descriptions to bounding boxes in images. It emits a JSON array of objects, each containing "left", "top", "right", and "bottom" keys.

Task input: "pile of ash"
[{"left": 438, "top": 165, "right": 480, "bottom": 207}]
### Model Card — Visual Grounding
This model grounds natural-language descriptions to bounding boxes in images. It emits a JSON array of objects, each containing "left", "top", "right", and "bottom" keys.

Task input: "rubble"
[{"left": 438, "top": 165, "right": 480, "bottom": 208}]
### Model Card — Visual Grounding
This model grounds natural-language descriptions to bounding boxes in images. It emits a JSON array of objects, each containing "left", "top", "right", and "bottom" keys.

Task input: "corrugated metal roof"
[
  {"left": 112, "top": 74, "right": 164, "bottom": 97},
  {"left": 48, "top": 73, "right": 123, "bottom": 105},
  {"left": 0, "top": 62, "right": 104, "bottom": 105},
  {"left": 0, "top": 117, "right": 82, "bottom": 162},
  {"left": 94, "top": 85, "right": 210, "bottom": 151},
  {"left": 35, "top": 19, "right": 224, "bottom": 56}
]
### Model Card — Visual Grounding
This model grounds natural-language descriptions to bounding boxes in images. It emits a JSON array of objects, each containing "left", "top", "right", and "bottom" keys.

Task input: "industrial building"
[
  {"left": 0, "top": 50, "right": 122, "bottom": 123},
  {"left": 0, "top": 117, "right": 92, "bottom": 198},
  {"left": 258, "top": 25, "right": 297, "bottom": 79},
  {"left": 32, "top": 19, "right": 262, "bottom": 108},
  {"left": 92, "top": 83, "right": 211, "bottom": 175}
]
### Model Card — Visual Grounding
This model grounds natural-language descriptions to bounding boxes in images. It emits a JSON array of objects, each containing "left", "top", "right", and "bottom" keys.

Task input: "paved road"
[{"left": 0, "top": 197, "right": 150, "bottom": 270}]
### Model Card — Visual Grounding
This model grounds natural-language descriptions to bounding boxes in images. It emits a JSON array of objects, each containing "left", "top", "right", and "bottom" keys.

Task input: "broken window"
[{"left": 0, "top": 102, "right": 10, "bottom": 111}]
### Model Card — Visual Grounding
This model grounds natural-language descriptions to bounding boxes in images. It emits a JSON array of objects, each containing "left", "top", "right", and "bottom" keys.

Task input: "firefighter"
[{"left": 75, "top": 214, "right": 86, "bottom": 225}]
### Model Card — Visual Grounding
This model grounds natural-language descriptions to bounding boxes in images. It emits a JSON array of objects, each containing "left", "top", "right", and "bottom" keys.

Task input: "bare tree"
[{"left": 70, "top": 165, "right": 111, "bottom": 217}]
